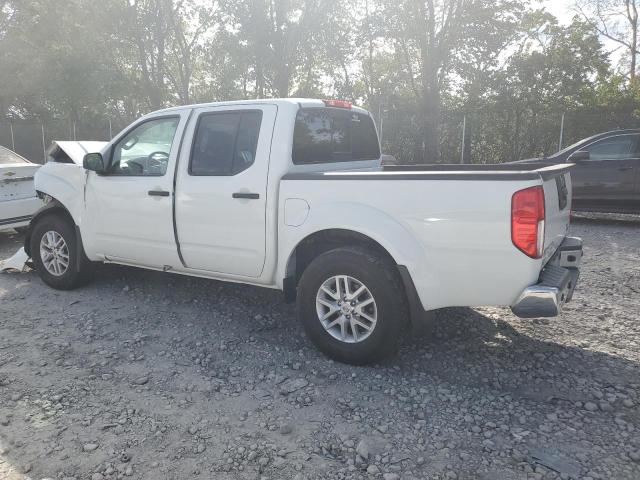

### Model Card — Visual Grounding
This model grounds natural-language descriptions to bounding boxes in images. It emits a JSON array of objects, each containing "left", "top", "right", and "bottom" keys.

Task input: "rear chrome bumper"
[{"left": 511, "top": 237, "right": 583, "bottom": 318}]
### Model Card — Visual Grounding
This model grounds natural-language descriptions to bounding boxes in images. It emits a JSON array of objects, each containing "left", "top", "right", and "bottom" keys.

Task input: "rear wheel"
[
  {"left": 297, "top": 246, "right": 407, "bottom": 365},
  {"left": 30, "top": 214, "right": 94, "bottom": 290}
]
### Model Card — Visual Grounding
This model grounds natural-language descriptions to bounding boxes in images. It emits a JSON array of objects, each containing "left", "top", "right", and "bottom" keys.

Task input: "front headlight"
[{"left": 37, "top": 192, "right": 53, "bottom": 204}]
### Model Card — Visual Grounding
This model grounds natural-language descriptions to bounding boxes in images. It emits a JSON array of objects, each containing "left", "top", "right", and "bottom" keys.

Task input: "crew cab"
[{"left": 24, "top": 99, "right": 583, "bottom": 365}]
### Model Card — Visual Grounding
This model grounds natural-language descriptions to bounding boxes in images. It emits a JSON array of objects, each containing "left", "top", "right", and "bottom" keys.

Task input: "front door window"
[
  {"left": 110, "top": 117, "right": 180, "bottom": 176},
  {"left": 584, "top": 135, "right": 637, "bottom": 161}
]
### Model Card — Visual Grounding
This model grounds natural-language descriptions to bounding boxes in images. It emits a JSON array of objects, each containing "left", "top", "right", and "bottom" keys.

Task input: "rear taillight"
[
  {"left": 323, "top": 99, "right": 352, "bottom": 109},
  {"left": 511, "top": 186, "right": 545, "bottom": 258}
]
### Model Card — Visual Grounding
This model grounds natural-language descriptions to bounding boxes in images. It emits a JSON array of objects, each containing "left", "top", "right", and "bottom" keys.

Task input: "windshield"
[
  {"left": 0, "top": 145, "right": 31, "bottom": 165},
  {"left": 552, "top": 133, "right": 602, "bottom": 157}
]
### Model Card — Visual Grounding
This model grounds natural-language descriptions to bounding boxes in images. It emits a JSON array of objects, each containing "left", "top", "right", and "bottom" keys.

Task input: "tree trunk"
[
  {"left": 417, "top": 0, "right": 441, "bottom": 164},
  {"left": 632, "top": 19, "right": 637, "bottom": 81},
  {"left": 274, "top": 64, "right": 290, "bottom": 97},
  {"left": 272, "top": 0, "right": 290, "bottom": 97},
  {"left": 625, "top": 0, "right": 638, "bottom": 80},
  {"left": 420, "top": 46, "right": 441, "bottom": 163},
  {"left": 421, "top": 89, "right": 441, "bottom": 163}
]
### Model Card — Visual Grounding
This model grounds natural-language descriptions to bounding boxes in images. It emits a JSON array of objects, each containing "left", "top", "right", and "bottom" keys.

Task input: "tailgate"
[{"left": 540, "top": 167, "right": 572, "bottom": 264}]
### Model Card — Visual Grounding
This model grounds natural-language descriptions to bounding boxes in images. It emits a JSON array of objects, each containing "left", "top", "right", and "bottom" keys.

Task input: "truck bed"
[{"left": 280, "top": 162, "right": 573, "bottom": 311}]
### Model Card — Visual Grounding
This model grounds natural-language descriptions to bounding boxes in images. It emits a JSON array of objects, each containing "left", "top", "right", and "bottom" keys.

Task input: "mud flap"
[{"left": 397, "top": 265, "right": 436, "bottom": 338}]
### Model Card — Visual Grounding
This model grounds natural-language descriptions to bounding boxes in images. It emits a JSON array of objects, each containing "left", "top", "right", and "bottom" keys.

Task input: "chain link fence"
[
  {"left": 3, "top": 110, "right": 640, "bottom": 165},
  {"left": 0, "top": 118, "right": 133, "bottom": 163},
  {"left": 453, "top": 110, "right": 640, "bottom": 165},
  {"left": 377, "top": 108, "right": 640, "bottom": 165}
]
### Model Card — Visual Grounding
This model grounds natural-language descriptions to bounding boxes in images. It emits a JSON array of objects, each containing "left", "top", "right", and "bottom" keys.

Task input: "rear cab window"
[{"left": 292, "top": 107, "right": 380, "bottom": 165}]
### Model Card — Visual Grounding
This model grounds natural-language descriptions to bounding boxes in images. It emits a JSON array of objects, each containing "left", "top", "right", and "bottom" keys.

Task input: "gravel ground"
[{"left": 0, "top": 214, "right": 639, "bottom": 480}]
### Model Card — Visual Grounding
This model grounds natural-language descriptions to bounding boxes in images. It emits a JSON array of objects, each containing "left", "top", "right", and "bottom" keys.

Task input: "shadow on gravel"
[
  {"left": 402, "top": 307, "right": 639, "bottom": 405},
  {"left": 2, "top": 229, "right": 637, "bottom": 394},
  {"left": 2, "top": 227, "right": 637, "bottom": 396}
]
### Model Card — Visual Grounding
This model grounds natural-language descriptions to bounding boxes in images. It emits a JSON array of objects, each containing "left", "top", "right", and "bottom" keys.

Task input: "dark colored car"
[{"left": 515, "top": 129, "right": 640, "bottom": 214}]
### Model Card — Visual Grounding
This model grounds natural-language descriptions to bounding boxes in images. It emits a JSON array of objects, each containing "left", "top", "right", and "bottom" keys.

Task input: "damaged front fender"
[{"left": 23, "top": 199, "right": 74, "bottom": 257}]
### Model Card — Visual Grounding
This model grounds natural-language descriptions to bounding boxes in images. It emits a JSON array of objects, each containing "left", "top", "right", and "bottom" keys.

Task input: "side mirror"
[
  {"left": 83, "top": 152, "right": 106, "bottom": 173},
  {"left": 568, "top": 150, "right": 590, "bottom": 162}
]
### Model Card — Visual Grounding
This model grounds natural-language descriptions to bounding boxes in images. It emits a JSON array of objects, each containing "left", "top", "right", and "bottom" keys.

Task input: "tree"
[
  {"left": 218, "top": 0, "right": 353, "bottom": 99},
  {"left": 166, "top": 0, "right": 218, "bottom": 104},
  {"left": 123, "top": 0, "right": 173, "bottom": 110},
  {"left": 374, "top": 0, "right": 525, "bottom": 162},
  {"left": 0, "top": 0, "right": 132, "bottom": 120},
  {"left": 2, "top": 0, "right": 640, "bottom": 167},
  {"left": 474, "top": 17, "right": 612, "bottom": 161},
  {"left": 577, "top": 0, "right": 639, "bottom": 80}
]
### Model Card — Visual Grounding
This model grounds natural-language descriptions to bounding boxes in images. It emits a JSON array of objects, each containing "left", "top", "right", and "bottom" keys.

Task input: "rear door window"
[
  {"left": 190, "top": 111, "right": 262, "bottom": 176},
  {"left": 293, "top": 108, "right": 380, "bottom": 164}
]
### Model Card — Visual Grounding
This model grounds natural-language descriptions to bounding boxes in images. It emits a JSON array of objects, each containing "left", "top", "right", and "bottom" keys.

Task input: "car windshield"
[
  {"left": 552, "top": 133, "right": 603, "bottom": 157},
  {"left": 0, "top": 145, "right": 31, "bottom": 165}
]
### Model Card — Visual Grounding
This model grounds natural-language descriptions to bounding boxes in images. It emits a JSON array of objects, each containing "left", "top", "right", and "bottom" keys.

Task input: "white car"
[
  {"left": 24, "top": 99, "right": 582, "bottom": 364},
  {"left": 0, "top": 146, "right": 42, "bottom": 232}
]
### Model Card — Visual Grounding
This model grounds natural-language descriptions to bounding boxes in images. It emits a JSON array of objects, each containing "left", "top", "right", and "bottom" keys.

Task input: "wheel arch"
[
  {"left": 24, "top": 198, "right": 84, "bottom": 265},
  {"left": 281, "top": 227, "right": 433, "bottom": 331},
  {"left": 284, "top": 228, "right": 395, "bottom": 284}
]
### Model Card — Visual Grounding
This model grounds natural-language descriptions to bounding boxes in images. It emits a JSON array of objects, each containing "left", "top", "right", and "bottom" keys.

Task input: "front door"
[
  {"left": 84, "top": 114, "right": 187, "bottom": 268},
  {"left": 174, "top": 104, "right": 276, "bottom": 277},
  {"left": 571, "top": 133, "right": 639, "bottom": 208}
]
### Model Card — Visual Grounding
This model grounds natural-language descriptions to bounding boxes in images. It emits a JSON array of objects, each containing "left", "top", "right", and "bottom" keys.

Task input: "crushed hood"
[{"left": 47, "top": 141, "right": 108, "bottom": 165}]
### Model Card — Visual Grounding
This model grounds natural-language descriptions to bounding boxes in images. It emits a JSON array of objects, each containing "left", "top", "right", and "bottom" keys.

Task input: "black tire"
[
  {"left": 296, "top": 246, "right": 407, "bottom": 365},
  {"left": 30, "top": 214, "right": 94, "bottom": 290}
]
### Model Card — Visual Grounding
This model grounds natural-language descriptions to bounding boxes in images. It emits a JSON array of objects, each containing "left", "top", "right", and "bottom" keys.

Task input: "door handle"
[
  {"left": 617, "top": 166, "right": 634, "bottom": 171},
  {"left": 148, "top": 190, "right": 170, "bottom": 197},
  {"left": 232, "top": 192, "right": 260, "bottom": 199}
]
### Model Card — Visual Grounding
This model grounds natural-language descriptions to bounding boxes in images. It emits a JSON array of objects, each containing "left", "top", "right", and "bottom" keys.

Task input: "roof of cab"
[{"left": 148, "top": 98, "right": 370, "bottom": 116}]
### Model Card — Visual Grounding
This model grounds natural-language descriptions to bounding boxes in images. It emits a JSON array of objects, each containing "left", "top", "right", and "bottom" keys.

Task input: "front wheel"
[
  {"left": 30, "top": 214, "right": 94, "bottom": 290},
  {"left": 296, "top": 246, "right": 407, "bottom": 365}
]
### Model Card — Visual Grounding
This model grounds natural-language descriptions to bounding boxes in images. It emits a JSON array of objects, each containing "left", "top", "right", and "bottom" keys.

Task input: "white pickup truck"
[{"left": 24, "top": 98, "right": 583, "bottom": 365}]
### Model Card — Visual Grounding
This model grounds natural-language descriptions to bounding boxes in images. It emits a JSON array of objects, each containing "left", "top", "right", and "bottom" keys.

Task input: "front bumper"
[{"left": 511, "top": 237, "right": 583, "bottom": 318}]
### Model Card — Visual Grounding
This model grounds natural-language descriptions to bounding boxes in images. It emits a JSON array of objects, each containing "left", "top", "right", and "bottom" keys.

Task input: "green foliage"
[{"left": 1, "top": 0, "right": 639, "bottom": 163}]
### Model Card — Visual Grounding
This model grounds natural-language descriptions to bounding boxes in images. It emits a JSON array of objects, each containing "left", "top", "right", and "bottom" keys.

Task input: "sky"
[
  {"left": 542, "top": 0, "right": 575, "bottom": 23},
  {"left": 540, "top": 0, "right": 625, "bottom": 67}
]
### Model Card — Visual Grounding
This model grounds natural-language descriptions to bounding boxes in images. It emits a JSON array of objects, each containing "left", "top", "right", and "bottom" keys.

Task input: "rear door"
[
  {"left": 570, "top": 133, "right": 639, "bottom": 207},
  {"left": 174, "top": 104, "right": 277, "bottom": 277}
]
